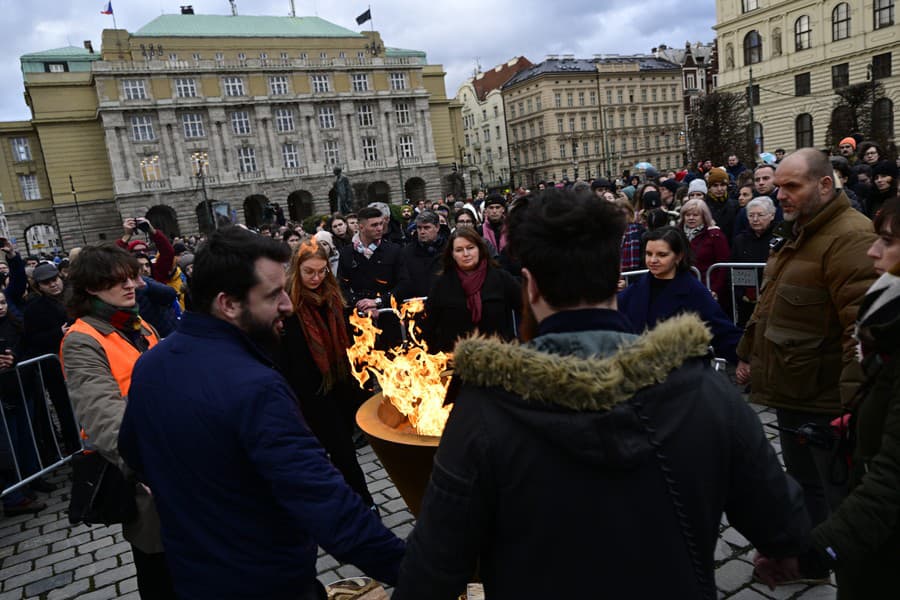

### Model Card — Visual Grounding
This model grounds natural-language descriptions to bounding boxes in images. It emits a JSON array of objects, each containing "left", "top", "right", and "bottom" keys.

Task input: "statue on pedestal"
[{"left": 332, "top": 167, "right": 354, "bottom": 214}]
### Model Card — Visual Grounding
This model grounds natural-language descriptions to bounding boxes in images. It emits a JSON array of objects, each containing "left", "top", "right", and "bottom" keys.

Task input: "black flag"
[{"left": 356, "top": 9, "right": 371, "bottom": 25}]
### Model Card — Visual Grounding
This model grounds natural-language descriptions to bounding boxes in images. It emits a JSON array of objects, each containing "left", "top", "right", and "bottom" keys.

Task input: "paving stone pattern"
[{"left": 1, "top": 404, "right": 834, "bottom": 599}]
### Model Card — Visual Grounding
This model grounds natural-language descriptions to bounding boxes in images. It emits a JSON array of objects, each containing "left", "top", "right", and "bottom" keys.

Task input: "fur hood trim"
[{"left": 452, "top": 313, "right": 712, "bottom": 411}]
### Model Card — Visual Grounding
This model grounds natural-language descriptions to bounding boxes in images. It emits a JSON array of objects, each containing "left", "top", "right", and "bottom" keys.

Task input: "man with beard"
[
  {"left": 395, "top": 210, "right": 447, "bottom": 300},
  {"left": 119, "top": 227, "right": 404, "bottom": 600}
]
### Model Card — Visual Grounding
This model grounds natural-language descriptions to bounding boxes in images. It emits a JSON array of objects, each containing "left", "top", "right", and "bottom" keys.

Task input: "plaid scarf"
[
  {"left": 89, "top": 298, "right": 147, "bottom": 351},
  {"left": 295, "top": 286, "right": 350, "bottom": 393},
  {"left": 352, "top": 232, "right": 380, "bottom": 260}
]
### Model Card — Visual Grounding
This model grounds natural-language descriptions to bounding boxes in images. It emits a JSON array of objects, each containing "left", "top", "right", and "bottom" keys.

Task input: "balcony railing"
[
  {"left": 92, "top": 55, "right": 424, "bottom": 74},
  {"left": 363, "top": 159, "right": 388, "bottom": 168},
  {"left": 399, "top": 156, "right": 422, "bottom": 166},
  {"left": 139, "top": 179, "right": 169, "bottom": 191},
  {"left": 283, "top": 166, "right": 308, "bottom": 177},
  {"left": 237, "top": 171, "right": 263, "bottom": 181}
]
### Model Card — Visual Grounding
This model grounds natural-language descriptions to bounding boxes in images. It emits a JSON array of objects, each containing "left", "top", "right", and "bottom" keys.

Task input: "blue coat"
[
  {"left": 119, "top": 313, "right": 404, "bottom": 599},
  {"left": 618, "top": 271, "right": 742, "bottom": 363}
]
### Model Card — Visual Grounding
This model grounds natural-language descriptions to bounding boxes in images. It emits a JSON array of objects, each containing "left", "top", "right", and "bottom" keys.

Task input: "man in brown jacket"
[{"left": 736, "top": 149, "right": 877, "bottom": 578}]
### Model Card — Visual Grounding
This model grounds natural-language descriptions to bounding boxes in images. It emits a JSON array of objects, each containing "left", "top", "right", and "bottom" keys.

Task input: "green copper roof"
[
  {"left": 134, "top": 14, "right": 364, "bottom": 38},
  {"left": 20, "top": 46, "right": 100, "bottom": 60},
  {"left": 385, "top": 47, "right": 427, "bottom": 59}
]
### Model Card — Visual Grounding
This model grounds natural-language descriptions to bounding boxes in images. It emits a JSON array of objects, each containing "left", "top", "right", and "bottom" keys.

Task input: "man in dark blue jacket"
[{"left": 120, "top": 227, "right": 404, "bottom": 600}]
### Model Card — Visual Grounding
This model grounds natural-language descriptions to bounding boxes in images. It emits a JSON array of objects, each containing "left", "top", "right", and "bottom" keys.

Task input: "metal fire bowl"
[{"left": 356, "top": 393, "right": 440, "bottom": 518}]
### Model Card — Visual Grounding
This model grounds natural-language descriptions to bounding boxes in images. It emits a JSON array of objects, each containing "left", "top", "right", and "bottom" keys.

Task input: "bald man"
[{"left": 736, "top": 149, "right": 876, "bottom": 569}]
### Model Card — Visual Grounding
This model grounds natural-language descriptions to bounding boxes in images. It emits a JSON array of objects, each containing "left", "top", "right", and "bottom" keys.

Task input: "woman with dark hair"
[
  {"left": 421, "top": 228, "right": 521, "bottom": 353},
  {"left": 618, "top": 226, "right": 742, "bottom": 362},
  {"left": 329, "top": 213, "right": 352, "bottom": 248},
  {"left": 858, "top": 141, "right": 884, "bottom": 167},
  {"left": 60, "top": 244, "right": 174, "bottom": 597},
  {"left": 756, "top": 197, "right": 900, "bottom": 596},
  {"left": 869, "top": 160, "right": 898, "bottom": 219},
  {"left": 452, "top": 208, "right": 477, "bottom": 230},
  {"left": 279, "top": 240, "right": 374, "bottom": 508}
]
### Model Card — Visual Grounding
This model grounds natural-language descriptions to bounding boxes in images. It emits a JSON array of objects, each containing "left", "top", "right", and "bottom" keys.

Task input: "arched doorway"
[
  {"left": 404, "top": 177, "right": 426, "bottom": 203},
  {"left": 24, "top": 223, "right": 61, "bottom": 256},
  {"left": 196, "top": 200, "right": 232, "bottom": 234},
  {"left": 366, "top": 181, "right": 391, "bottom": 204},
  {"left": 145, "top": 205, "right": 181, "bottom": 239},
  {"left": 287, "top": 190, "right": 314, "bottom": 221},
  {"left": 243, "top": 194, "right": 269, "bottom": 229}
]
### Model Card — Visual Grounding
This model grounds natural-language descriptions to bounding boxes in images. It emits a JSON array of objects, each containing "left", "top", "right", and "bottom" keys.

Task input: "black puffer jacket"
[
  {"left": 396, "top": 311, "right": 809, "bottom": 600},
  {"left": 337, "top": 240, "right": 408, "bottom": 306}
]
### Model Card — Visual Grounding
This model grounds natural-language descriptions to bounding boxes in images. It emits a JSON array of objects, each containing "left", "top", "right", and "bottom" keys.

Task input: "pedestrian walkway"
[{"left": 0, "top": 403, "right": 835, "bottom": 599}]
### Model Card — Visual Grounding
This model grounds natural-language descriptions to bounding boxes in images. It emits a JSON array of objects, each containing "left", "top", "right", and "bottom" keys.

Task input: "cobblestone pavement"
[{"left": 0, "top": 403, "right": 835, "bottom": 599}]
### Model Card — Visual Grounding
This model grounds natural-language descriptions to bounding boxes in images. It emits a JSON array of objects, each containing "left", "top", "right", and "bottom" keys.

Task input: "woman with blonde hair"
[
  {"left": 678, "top": 198, "right": 730, "bottom": 301},
  {"left": 279, "top": 240, "right": 374, "bottom": 508}
]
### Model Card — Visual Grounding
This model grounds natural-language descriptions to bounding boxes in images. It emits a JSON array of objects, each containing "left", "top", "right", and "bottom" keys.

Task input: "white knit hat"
[{"left": 688, "top": 179, "right": 708, "bottom": 195}]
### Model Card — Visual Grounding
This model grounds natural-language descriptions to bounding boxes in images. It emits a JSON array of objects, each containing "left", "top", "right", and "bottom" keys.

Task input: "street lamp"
[{"left": 191, "top": 151, "right": 215, "bottom": 232}]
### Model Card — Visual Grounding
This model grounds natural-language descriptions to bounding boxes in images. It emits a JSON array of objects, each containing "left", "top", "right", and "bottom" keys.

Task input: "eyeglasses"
[{"left": 747, "top": 213, "right": 769, "bottom": 220}]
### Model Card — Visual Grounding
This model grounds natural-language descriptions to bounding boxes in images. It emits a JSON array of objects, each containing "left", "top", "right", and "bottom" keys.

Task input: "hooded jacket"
[{"left": 395, "top": 311, "right": 809, "bottom": 600}]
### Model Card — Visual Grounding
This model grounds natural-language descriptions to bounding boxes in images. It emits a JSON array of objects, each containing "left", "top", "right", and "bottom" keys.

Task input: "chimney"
[
  {"left": 83, "top": 40, "right": 94, "bottom": 53},
  {"left": 180, "top": 5, "right": 194, "bottom": 14}
]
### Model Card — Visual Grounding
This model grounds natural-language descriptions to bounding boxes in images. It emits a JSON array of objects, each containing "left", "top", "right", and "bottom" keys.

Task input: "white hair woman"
[{"left": 678, "top": 198, "right": 730, "bottom": 301}]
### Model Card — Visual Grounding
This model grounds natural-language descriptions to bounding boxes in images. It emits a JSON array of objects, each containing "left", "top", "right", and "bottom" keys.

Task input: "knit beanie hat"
[
  {"left": 688, "top": 179, "right": 708, "bottom": 196},
  {"left": 660, "top": 179, "right": 680, "bottom": 195},
  {"left": 642, "top": 190, "right": 662, "bottom": 209},
  {"left": 839, "top": 137, "right": 857, "bottom": 150},
  {"left": 707, "top": 168, "right": 730, "bottom": 186},
  {"left": 872, "top": 160, "right": 898, "bottom": 180}
]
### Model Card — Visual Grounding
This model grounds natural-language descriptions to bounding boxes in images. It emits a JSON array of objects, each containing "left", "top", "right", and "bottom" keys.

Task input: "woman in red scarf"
[
  {"left": 279, "top": 240, "right": 374, "bottom": 508},
  {"left": 422, "top": 228, "right": 521, "bottom": 353}
]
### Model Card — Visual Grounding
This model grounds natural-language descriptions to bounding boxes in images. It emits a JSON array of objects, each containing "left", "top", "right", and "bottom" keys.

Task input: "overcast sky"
[{"left": 0, "top": 0, "right": 716, "bottom": 121}]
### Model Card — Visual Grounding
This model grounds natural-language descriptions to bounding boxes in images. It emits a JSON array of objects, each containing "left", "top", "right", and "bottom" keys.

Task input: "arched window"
[
  {"left": 874, "top": 0, "right": 895, "bottom": 29},
  {"left": 795, "top": 114, "right": 814, "bottom": 148},
  {"left": 795, "top": 16, "right": 812, "bottom": 51},
  {"left": 873, "top": 98, "right": 895, "bottom": 140},
  {"left": 743, "top": 30, "right": 763, "bottom": 65},
  {"left": 832, "top": 3, "right": 851, "bottom": 40}
]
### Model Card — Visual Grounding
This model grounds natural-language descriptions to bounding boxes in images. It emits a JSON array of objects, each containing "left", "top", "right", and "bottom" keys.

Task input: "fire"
[{"left": 347, "top": 298, "right": 452, "bottom": 436}]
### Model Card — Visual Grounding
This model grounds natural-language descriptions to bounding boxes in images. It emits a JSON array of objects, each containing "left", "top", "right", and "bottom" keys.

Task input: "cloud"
[{"left": 0, "top": 0, "right": 715, "bottom": 120}]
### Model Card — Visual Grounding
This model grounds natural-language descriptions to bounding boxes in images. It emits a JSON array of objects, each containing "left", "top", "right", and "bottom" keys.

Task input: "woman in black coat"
[
  {"left": 422, "top": 228, "right": 521, "bottom": 353},
  {"left": 730, "top": 196, "right": 777, "bottom": 325},
  {"left": 279, "top": 240, "right": 373, "bottom": 507}
]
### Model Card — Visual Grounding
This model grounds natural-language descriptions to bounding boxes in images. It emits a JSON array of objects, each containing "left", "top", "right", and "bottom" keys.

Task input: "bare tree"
[
  {"left": 827, "top": 81, "right": 887, "bottom": 149},
  {"left": 688, "top": 91, "right": 754, "bottom": 166}
]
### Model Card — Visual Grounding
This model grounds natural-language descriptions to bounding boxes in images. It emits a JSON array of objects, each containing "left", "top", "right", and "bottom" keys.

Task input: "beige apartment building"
[
  {"left": 501, "top": 55, "right": 683, "bottom": 187},
  {"left": 456, "top": 57, "right": 533, "bottom": 192},
  {"left": 715, "top": 0, "right": 897, "bottom": 153},
  {"left": 6, "top": 10, "right": 462, "bottom": 249}
]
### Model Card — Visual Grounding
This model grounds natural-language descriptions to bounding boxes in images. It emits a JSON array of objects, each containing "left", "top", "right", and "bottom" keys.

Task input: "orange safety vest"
[{"left": 60, "top": 318, "right": 159, "bottom": 397}]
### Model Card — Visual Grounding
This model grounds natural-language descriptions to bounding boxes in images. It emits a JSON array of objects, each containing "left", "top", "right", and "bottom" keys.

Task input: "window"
[
  {"left": 275, "top": 108, "right": 295, "bottom": 132},
  {"left": 259, "top": 52, "right": 268, "bottom": 64},
  {"left": 873, "top": 52, "right": 892, "bottom": 79},
  {"left": 630, "top": 112, "right": 637, "bottom": 126},
  {"left": 351, "top": 73, "right": 369, "bottom": 92},
  {"left": 529, "top": 122, "right": 535, "bottom": 137},
  {"left": 536, "top": 96, "right": 542, "bottom": 110},
  {"left": 686, "top": 73, "right": 697, "bottom": 89},
  {"left": 580, "top": 115, "right": 587, "bottom": 130},
  {"left": 168, "top": 53, "right": 178, "bottom": 62},
  {"left": 559, "top": 144, "right": 566, "bottom": 158},
  {"left": 398, "top": 134, "right": 415, "bottom": 158},
  {"left": 215, "top": 52, "right": 224, "bottom": 62},
  {"left": 632, "top": 137, "right": 638, "bottom": 152},
  {"left": 320, "top": 52, "right": 327, "bottom": 60},
  {"left": 651, "top": 88, "right": 658, "bottom": 102},
  {"left": 269, "top": 76, "right": 289, "bottom": 95},
  {"left": 569, "top": 117, "right": 575, "bottom": 132},
  {"left": 10, "top": 138, "right": 31, "bottom": 162},
  {"left": 311, "top": 75, "right": 331, "bottom": 93},
  {"left": 323, "top": 140, "right": 341, "bottom": 165},
  {"left": 510, "top": 104, "right": 517, "bottom": 118},
  {"left": 795, "top": 73, "right": 811, "bottom": 96},
  {"left": 18, "top": 174, "right": 40, "bottom": 200},
  {"left": 182, "top": 113, "right": 205, "bottom": 138},
  {"left": 517, "top": 102, "right": 524, "bottom": 116},
  {"left": 395, "top": 102, "right": 411, "bottom": 125},
  {"left": 619, "top": 113, "right": 625, "bottom": 127},
  {"left": 795, "top": 113, "right": 814, "bottom": 148},
  {"left": 45, "top": 63, "right": 66, "bottom": 73},
  {"left": 140, "top": 155, "right": 161, "bottom": 181},
  {"left": 223, "top": 77, "right": 245, "bottom": 96},
  {"left": 578, "top": 91, "right": 585, "bottom": 106},
  {"left": 237, "top": 147, "right": 257, "bottom": 173},
  {"left": 662, "top": 87, "right": 667, "bottom": 101},
  {"left": 282, "top": 143, "right": 300, "bottom": 168},
  {"left": 357, "top": 104, "right": 374, "bottom": 127},
  {"left": 554, "top": 92, "right": 562, "bottom": 108},
  {"left": 742, "top": 0, "right": 758, "bottom": 11},
  {"left": 832, "top": 63, "right": 849, "bottom": 88},
  {"left": 494, "top": 105, "right": 500, "bottom": 118},
  {"left": 653, "top": 110, "right": 659, "bottom": 125},
  {"left": 318, "top": 106, "right": 336, "bottom": 129},
  {"left": 389, "top": 72, "right": 407, "bottom": 90},
  {"left": 832, "top": 3, "right": 851, "bottom": 40},
  {"left": 123, "top": 79, "right": 147, "bottom": 100},
  {"left": 743, "top": 30, "right": 763, "bottom": 65},
  {"left": 875, "top": 0, "right": 894, "bottom": 28},
  {"left": 280, "top": 52, "right": 290, "bottom": 64},
  {"left": 617, "top": 89, "right": 623, "bottom": 103},
  {"left": 566, "top": 92, "right": 573, "bottom": 107},
  {"left": 483, "top": 127, "right": 491, "bottom": 142},
  {"left": 237, "top": 52, "right": 247, "bottom": 63},
  {"left": 641, "top": 88, "right": 647, "bottom": 102},
  {"left": 794, "top": 16, "right": 812, "bottom": 51},
  {"left": 175, "top": 78, "right": 197, "bottom": 98},
  {"left": 231, "top": 111, "right": 251, "bottom": 135},
  {"left": 592, "top": 115, "right": 598, "bottom": 129},
  {"left": 362, "top": 137, "right": 378, "bottom": 161},
  {"left": 526, "top": 99, "right": 533, "bottom": 113},
  {"left": 130, "top": 115, "right": 155, "bottom": 141},
  {"left": 557, "top": 118, "right": 563, "bottom": 133}
]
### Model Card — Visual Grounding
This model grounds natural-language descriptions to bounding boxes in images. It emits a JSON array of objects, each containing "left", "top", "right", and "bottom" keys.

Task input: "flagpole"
[
  {"left": 369, "top": 5, "right": 374, "bottom": 33},
  {"left": 112, "top": 11, "right": 118, "bottom": 30}
]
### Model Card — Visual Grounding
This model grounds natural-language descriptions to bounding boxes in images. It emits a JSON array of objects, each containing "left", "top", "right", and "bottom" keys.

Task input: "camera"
[{"left": 135, "top": 218, "right": 151, "bottom": 233}]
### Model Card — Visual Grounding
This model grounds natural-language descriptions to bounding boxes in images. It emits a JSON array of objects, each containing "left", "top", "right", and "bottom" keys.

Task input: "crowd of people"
[{"left": 0, "top": 140, "right": 897, "bottom": 599}]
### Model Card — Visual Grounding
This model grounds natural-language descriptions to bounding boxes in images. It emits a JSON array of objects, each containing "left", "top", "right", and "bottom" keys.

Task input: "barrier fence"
[
  {"left": 705, "top": 263, "right": 767, "bottom": 325},
  {"left": 1, "top": 354, "right": 83, "bottom": 498}
]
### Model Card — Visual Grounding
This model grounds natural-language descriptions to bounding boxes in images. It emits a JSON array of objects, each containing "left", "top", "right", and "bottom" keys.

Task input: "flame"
[{"left": 347, "top": 298, "right": 452, "bottom": 436}]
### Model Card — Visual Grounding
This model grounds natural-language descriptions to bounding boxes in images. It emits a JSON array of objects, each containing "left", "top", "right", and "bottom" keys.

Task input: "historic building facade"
[
  {"left": 456, "top": 57, "right": 532, "bottom": 193},
  {"left": 502, "top": 55, "right": 683, "bottom": 186},
  {"left": 715, "top": 0, "right": 897, "bottom": 154},
  {"left": 7, "top": 11, "right": 461, "bottom": 249}
]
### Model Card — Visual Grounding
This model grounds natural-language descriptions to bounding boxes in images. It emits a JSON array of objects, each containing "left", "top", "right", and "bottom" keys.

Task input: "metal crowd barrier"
[
  {"left": 705, "top": 262, "right": 767, "bottom": 325},
  {"left": 1, "top": 354, "right": 83, "bottom": 498}
]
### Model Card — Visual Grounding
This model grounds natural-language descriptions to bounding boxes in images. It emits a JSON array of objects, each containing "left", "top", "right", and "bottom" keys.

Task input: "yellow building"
[
  {"left": 502, "top": 55, "right": 683, "bottom": 186},
  {"left": 9, "top": 11, "right": 461, "bottom": 248},
  {"left": 715, "top": 0, "right": 898, "bottom": 153}
]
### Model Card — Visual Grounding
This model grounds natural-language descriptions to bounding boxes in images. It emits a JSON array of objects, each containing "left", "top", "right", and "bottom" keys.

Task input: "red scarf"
[
  {"left": 295, "top": 286, "right": 350, "bottom": 392},
  {"left": 456, "top": 259, "right": 488, "bottom": 324}
]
